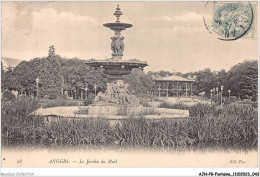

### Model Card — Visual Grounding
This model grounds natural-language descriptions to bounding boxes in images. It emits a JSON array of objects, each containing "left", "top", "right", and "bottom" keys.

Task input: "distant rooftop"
[{"left": 153, "top": 75, "right": 195, "bottom": 82}]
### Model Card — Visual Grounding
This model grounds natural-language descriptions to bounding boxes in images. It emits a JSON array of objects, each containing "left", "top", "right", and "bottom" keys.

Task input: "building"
[{"left": 154, "top": 75, "right": 195, "bottom": 98}]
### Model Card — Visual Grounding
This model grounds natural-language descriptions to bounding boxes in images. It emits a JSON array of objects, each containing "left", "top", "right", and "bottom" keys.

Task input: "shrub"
[
  {"left": 211, "top": 94, "right": 224, "bottom": 104},
  {"left": 2, "top": 90, "right": 15, "bottom": 101},
  {"left": 84, "top": 93, "right": 95, "bottom": 106},
  {"left": 2, "top": 96, "right": 40, "bottom": 119}
]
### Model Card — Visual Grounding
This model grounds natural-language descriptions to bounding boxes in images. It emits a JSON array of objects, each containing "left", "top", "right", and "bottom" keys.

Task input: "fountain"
[
  {"left": 86, "top": 5, "right": 148, "bottom": 115},
  {"left": 31, "top": 5, "right": 189, "bottom": 119}
]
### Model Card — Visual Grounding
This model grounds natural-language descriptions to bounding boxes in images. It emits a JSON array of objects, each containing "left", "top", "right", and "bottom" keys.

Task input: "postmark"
[{"left": 204, "top": 2, "right": 256, "bottom": 41}]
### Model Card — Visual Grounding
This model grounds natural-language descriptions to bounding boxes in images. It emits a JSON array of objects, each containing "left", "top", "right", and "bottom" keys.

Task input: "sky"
[{"left": 2, "top": 1, "right": 258, "bottom": 73}]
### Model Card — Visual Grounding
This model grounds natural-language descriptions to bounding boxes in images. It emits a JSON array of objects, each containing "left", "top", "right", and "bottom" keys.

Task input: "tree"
[
  {"left": 147, "top": 70, "right": 173, "bottom": 78},
  {"left": 1, "top": 66, "right": 17, "bottom": 91},
  {"left": 10, "top": 58, "right": 45, "bottom": 95},
  {"left": 216, "top": 69, "right": 228, "bottom": 96},
  {"left": 1, "top": 61, "right": 3, "bottom": 76},
  {"left": 1, "top": 61, "right": 5, "bottom": 90},
  {"left": 60, "top": 58, "right": 108, "bottom": 98},
  {"left": 123, "top": 68, "right": 155, "bottom": 95},
  {"left": 48, "top": 45, "right": 55, "bottom": 57},
  {"left": 193, "top": 68, "right": 218, "bottom": 97},
  {"left": 226, "top": 60, "right": 257, "bottom": 101},
  {"left": 3, "top": 56, "right": 108, "bottom": 99},
  {"left": 38, "top": 45, "right": 64, "bottom": 99}
]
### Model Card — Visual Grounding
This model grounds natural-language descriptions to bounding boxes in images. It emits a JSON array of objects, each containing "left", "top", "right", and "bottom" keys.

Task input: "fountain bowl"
[
  {"left": 103, "top": 22, "right": 133, "bottom": 31},
  {"left": 86, "top": 59, "right": 148, "bottom": 77}
]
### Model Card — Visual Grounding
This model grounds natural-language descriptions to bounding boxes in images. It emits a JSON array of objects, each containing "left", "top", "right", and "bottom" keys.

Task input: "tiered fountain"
[
  {"left": 31, "top": 5, "right": 189, "bottom": 119},
  {"left": 86, "top": 5, "right": 148, "bottom": 115}
]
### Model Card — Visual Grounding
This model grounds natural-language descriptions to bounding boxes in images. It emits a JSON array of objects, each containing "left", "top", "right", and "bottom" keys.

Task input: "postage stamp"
[
  {"left": 213, "top": 2, "right": 255, "bottom": 40},
  {"left": 203, "top": 1, "right": 257, "bottom": 41}
]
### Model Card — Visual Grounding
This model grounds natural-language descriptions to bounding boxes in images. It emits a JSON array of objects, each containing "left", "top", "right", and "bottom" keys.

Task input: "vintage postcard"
[{"left": 1, "top": 1, "right": 259, "bottom": 176}]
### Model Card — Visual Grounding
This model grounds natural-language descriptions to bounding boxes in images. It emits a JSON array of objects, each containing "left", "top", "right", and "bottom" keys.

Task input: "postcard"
[{"left": 1, "top": 1, "right": 258, "bottom": 175}]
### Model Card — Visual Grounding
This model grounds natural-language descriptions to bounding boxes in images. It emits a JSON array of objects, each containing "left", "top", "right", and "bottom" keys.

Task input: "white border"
[{"left": 0, "top": 0, "right": 259, "bottom": 176}]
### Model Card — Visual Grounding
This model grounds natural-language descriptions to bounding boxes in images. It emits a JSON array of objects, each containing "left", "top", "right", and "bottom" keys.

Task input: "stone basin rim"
[
  {"left": 85, "top": 60, "right": 148, "bottom": 65},
  {"left": 85, "top": 61, "right": 148, "bottom": 69},
  {"left": 103, "top": 22, "right": 133, "bottom": 29},
  {"left": 44, "top": 115, "right": 191, "bottom": 120},
  {"left": 89, "top": 103, "right": 143, "bottom": 106}
]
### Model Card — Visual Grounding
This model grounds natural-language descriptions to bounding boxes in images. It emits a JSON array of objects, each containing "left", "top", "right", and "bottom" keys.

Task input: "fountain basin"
[
  {"left": 31, "top": 106, "right": 189, "bottom": 118},
  {"left": 88, "top": 104, "right": 143, "bottom": 115},
  {"left": 86, "top": 59, "right": 147, "bottom": 69},
  {"left": 87, "top": 105, "right": 189, "bottom": 117}
]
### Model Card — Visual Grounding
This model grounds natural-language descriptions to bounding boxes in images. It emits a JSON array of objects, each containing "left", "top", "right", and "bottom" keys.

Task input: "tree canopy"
[
  {"left": 123, "top": 68, "right": 155, "bottom": 94},
  {"left": 10, "top": 58, "right": 45, "bottom": 93},
  {"left": 1, "top": 46, "right": 108, "bottom": 98},
  {"left": 60, "top": 58, "right": 108, "bottom": 93},
  {"left": 1, "top": 45, "right": 257, "bottom": 102},
  {"left": 226, "top": 60, "right": 257, "bottom": 101}
]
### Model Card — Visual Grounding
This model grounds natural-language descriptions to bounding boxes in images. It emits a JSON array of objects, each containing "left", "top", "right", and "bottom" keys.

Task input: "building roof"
[{"left": 153, "top": 75, "right": 195, "bottom": 82}]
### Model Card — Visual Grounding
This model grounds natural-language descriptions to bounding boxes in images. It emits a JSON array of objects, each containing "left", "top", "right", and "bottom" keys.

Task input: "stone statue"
[
  {"left": 118, "top": 82, "right": 126, "bottom": 104},
  {"left": 124, "top": 83, "right": 139, "bottom": 104},
  {"left": 93, "top": 80, "right": 139, "bottom": 105},
  {"left": 111, "top": 36, "right": 124, "bottom": 54}
]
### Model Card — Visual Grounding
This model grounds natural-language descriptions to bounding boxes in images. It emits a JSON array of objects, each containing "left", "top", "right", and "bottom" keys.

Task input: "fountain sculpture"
[{"left": 86, "top": 5, "right": 148, "bottom": 107}]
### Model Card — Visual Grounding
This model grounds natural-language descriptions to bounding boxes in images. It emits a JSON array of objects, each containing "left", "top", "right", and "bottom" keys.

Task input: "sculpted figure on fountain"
[
  {"left": 93, "top": 81, "right": 139, "bottom": 105},
  {"left": 111, "top": 36, "right": 124, "bottom": 55}
]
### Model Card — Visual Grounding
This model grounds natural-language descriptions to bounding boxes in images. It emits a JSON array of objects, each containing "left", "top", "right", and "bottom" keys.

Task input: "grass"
[{"left": 1, "top": 97, "right": 258, "bottom": 150}]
